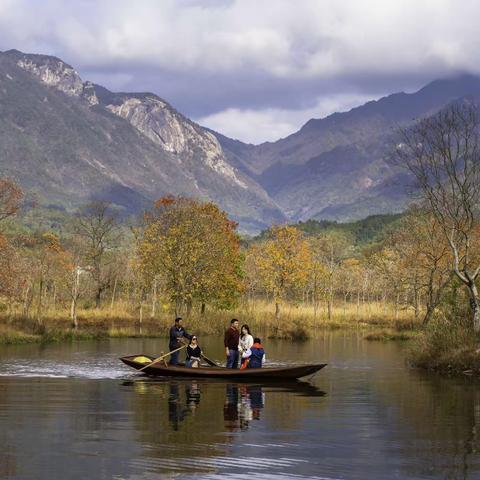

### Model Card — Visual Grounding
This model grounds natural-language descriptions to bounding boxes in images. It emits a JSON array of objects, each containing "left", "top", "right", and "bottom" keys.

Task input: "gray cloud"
[{"left": 1, "top": 0, "right": 479, "bottom": 142}]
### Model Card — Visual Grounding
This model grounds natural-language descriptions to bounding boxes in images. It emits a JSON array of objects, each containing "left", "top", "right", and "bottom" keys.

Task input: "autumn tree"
[
  {"left": 387, "top": 207, "right": 451, "bottom": 323},
  {"left": 0, "top": 234, "right": 24, "bottom": 314},
  {"left": 397, "top": 103, "right": 480, "bottom": 330},
  {"left": 253, "top": 225, "right": 311, "bottom": 320},
  {"left": 0, "top": 179, "right": 24, "bottom": 315},
  {"left": 74, "top": 201, "right": 119, "bottom": 308},
  {"left": 0, "top": 177, "right": 23, "bottom": 223},
  {"left": 138, "top": 196, "right": 243, "bottom": 315},
  {"left": 309, "top": 232, "right": 352, "bottom": 320}
]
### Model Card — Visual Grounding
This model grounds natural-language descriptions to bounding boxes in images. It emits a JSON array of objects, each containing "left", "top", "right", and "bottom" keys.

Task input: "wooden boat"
[{"left": 120, "top": 354, "right": 327, "bottom": 380}]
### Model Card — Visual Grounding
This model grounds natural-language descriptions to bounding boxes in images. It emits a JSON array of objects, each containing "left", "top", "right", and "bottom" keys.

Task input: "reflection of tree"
[{"left": 374, "top": 369, "right": 480, "bottom": 479}]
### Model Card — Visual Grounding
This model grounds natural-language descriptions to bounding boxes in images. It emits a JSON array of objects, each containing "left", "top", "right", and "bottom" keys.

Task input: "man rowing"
[{"left": 169, "top": 317, "right": 192, "bottom": 365}]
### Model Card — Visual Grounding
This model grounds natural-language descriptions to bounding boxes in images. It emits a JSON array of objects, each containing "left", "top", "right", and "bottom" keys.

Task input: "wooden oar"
[
  {"left": 138, "top": 344, "right": 187, "bottom": 372},
  {"left": 201, "top": 353, "right": 219, "bottom": 367}
]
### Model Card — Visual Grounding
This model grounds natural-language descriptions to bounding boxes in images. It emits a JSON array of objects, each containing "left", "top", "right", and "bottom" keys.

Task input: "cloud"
[
  {"left": 1, "top": 0, "right": 480, "bottom": 141},
  {"left": 197, "top": 93, "right": 378, "bottom": 144}
]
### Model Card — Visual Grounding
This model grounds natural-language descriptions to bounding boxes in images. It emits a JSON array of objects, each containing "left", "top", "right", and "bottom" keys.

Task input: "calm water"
[{"left": 0, "top": 333, "right": 479, "bottom": 479}]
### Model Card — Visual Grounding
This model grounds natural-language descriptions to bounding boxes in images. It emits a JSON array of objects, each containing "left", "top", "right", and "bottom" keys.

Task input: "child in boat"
[
  {"left": 185, "top": 336, "right": 202, "bottom": 368},
  {"left": 246, "top": 338, "right": 265, "bottom": 369}
]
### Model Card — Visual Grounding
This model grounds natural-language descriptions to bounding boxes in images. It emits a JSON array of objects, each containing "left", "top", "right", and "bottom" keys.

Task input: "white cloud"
[
  {"left": 197, "top": 92, "right": 378, "bottom": 144},
  {"left": 1, "top": 0, "right": 480, "bottom": 141},
  {"left": 2, "top": 0, "right": 480, "bottom": 76}
]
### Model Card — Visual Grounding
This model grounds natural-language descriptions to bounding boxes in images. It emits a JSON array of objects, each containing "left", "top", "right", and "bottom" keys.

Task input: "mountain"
[
  {"left": 216, "top": 74, "right": 480, "bottom": 222},
  {"left": 2, "top": 48, "right": 480, "bottom": 231},
  {"left": 0, "top": 49, "right": 285, "bottom": 231}
]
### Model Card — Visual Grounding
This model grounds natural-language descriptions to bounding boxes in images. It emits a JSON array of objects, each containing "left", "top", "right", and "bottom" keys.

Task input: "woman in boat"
[
  {"left": 247, "top": 338, "right": 265, "bottom": 369},
  {"left": 238, "top": 324, "right": 254, "bottom": 367},
  {"left": 185, "top": 336, "right": 202, "bottom": 368}
]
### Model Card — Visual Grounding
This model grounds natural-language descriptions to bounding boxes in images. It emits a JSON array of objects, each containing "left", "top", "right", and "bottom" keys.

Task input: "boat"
[{"left": 120, "top": 354, "right": 327, "bottom": 380}]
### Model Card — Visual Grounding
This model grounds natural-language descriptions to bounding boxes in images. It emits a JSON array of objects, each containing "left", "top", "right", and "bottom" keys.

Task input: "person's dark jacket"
[
  {"left": 224, "top": 326, "right": 240, "bottom": 350},
  {"left": 187, "top": 345, "right": 202, "bottom": 360},
  {"left": 169, "top": 325, "right": 192, "bottom": 349},
  {"left": 248, "top": 342, "right": 265, "bottom": 368}
]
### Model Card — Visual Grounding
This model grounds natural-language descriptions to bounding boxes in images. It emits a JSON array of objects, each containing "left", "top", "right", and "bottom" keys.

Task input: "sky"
[{"left": 1, "top": 0, "right": 480, "bottom": 144}]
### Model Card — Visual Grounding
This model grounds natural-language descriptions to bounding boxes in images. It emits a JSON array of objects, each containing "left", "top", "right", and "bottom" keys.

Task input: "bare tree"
[
  {"left": 397, "top": 102, "right": 480, "bottom": 331},
  {"left": 75, "top": 201, "right": 119, "bottom": 308}
]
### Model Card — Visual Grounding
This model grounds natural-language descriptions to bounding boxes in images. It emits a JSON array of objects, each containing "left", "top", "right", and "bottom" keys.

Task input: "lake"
[{"left": 0, "top": 332, "right": 479, "bottom": 479}]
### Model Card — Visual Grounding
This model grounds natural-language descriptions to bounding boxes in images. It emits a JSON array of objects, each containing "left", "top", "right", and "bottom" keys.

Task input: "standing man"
[
  {"left": 169, "top": 317, "right": 192, "bottom": 365},
  {"left": 224, "top": 318, "right": 240, "bottom": 368}
]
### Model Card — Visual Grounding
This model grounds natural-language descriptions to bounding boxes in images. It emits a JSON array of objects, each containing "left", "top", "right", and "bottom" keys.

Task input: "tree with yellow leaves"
[
  {"left": 138, "top": 196, "right": 243, "bottom": 315},
  {"left": 253, "top": 225, "right": 311, "bottom": 320}
]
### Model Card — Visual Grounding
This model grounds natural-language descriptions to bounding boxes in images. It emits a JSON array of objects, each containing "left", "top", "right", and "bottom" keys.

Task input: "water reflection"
[
  {"left": 168, "top": 381, "right": 201, "bottom": 430},
  {"left": 123, "top": 378, "right": 325, "bottom": 434},
  {"left": 224, "top": 383, "right": 264, "bottom": 431}
]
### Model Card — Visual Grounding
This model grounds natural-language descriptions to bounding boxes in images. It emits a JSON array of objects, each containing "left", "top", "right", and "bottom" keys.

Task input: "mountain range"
[{"left": 2, "top": 49, "right": 480, "bottom": 232}]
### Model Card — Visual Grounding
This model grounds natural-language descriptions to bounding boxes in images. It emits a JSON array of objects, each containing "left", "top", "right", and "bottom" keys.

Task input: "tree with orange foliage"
[
  {"left": 139, "top": 196, "right": 243, "bottom": 315},
  {"left": 0, "top": 178, "right": 24, "bottom": 315},
  {"left": 0, "top": 234, "right": 24, "bottom": 313},
  {"left": 253, "top": 225, "right": 311, "bottom": 320}
]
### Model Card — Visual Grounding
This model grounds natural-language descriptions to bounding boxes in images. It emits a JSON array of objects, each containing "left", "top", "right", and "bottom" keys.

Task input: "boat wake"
[{"left": 0, "top": 357, "right": 133, "bottom": 379}]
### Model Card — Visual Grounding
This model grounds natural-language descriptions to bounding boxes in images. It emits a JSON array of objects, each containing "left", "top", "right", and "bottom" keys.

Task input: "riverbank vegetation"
[{"left": 1, "top": 104, "right": 480, "bottom": 377}]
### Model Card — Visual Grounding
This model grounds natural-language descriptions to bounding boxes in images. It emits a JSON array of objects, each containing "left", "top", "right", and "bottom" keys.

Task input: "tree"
[
  {"left": 253, "top": 225, "right": 311, "bottom": 320},
  {"left": 309, "top": 232, "right": 352, "bottom": 320},
  {"left": 388, "top": 207, "right": 451, "bottom": 323},
  {"left": 0, "top": 178, "right": 23, "bottom": 223},
  {"left": 74, "top": 202, "right": 119, "bottom": 308},
  {"left": 138, "top": 196, "right": 243, "bottom": 315},
  {"left": 397, "top": 103, "right": 480, "bottom": 331},
  {"left": 0, "top": 234, "right": 24, "bottom": 313}
]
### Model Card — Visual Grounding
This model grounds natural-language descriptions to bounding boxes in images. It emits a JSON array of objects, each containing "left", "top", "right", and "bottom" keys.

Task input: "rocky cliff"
[{"left": 0, "top": 49, "right": 284, "bottom": 231}]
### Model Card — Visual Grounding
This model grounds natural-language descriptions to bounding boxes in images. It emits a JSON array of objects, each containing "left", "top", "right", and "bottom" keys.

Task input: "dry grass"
[
  {"left": 0, "top": 299, "right": 418, "bottom": 345},
  {"left": 364, "top": 330, "right": 415, "bottom": 342}
]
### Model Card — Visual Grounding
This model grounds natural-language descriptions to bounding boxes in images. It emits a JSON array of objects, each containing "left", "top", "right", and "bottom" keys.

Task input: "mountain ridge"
[
  {"left": 2, "top": 48, "right": 480, "bottom": 230},
  {"left": 0, "top": 49, "right": 285, "bottom": 231},
  {"left": 215, "top": 73, "right": 480, "bottom": 222}
]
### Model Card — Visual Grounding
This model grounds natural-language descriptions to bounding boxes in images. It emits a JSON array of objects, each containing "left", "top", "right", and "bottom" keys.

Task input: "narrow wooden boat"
[{"left": 120, "top": 354, "right": 327, "bottom": 380}]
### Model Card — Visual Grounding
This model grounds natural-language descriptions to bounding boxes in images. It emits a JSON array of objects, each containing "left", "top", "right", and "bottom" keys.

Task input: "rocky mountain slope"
[
  {"left": 217, "top": 74, "right": 480, "bottom": 222},
  {"left": 0, "top": 49, "right": 284, "bottom": 231}
]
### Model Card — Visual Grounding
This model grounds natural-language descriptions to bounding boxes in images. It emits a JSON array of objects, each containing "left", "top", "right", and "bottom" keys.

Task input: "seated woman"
[
  {"left": 247, "top": 338, "right": 265, "bottom": 369},
  {"left": 185, "top": 336, "right": 202, "bottom": 368}
]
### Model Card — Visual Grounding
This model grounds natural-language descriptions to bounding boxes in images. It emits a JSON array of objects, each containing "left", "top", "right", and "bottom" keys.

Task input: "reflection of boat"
[{"left": 120, "top": 355, "right": 327, "bottom": 380}]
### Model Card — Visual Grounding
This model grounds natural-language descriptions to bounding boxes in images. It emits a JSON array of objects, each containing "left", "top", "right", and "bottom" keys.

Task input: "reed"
[{"left": 0, "top": 298, "right": 418, "bottom": 345}]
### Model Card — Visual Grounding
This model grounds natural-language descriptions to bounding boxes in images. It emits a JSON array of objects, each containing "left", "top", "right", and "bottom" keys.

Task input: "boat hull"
[{"left": 120, "top": 355, "right": 326, "bottom": 380}]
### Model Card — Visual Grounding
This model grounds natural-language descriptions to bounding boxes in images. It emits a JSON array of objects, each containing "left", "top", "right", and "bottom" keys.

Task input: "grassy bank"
[
  {"left": 407, "top": 316, "right": 480, "bottom": 375},
  {"left": 0, "top": 300, "right": 417, "bottom": 346}
]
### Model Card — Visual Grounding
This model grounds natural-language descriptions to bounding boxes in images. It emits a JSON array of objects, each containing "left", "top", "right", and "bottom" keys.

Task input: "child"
[{"left": 247, "top": 338, "right": 265, "bottom": 369}]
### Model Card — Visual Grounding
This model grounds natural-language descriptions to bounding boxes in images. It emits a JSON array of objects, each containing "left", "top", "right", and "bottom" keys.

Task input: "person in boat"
[
  {"left": 224, "top": 318, "right": 240, "bottom": 368},
  {"left": 238, "top": 324, "right": 253, "bottom": 367},
  {"left": 169, "top": 317, "right": 192, "bottom": 365},
  {"left": 185, "top": 336, "right": 202, "bottom": 368},
  {"left": 247, "top": 338, "right": 265, "bottom": 369}
]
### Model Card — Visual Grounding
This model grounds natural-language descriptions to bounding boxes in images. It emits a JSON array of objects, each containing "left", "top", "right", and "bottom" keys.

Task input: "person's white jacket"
[{"left": 239, "top": 334, "right": 254, "bottom": 358}]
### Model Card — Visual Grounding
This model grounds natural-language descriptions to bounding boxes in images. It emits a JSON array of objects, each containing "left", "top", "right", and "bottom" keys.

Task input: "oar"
[
  {"left": 138, "top": 344, "right": 187, "bottom": 372},
  {"left": 201, "top": 353, "right": 219, "bottom": 367}
]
